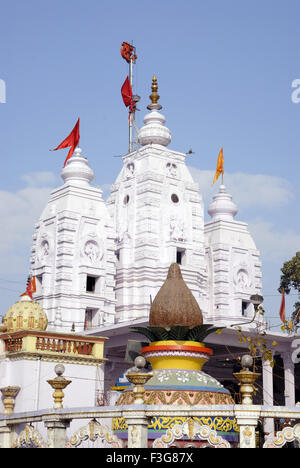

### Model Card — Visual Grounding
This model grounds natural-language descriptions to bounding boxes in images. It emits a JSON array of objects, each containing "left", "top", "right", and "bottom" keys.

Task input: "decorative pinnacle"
[
  {"left": 147, "top": 75, "right": 162, "bottom": 110},
  {"left": 149, "top": 263, "right": 203, "bottom": 327}
]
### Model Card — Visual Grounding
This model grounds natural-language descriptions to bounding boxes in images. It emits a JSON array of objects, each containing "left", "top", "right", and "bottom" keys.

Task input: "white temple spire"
[
  {"left": 137, "top": 75, "right": 171, "bottom": 147},
  {"left": 207, "top": 184, "right": 238, "bottom": 221},
  {"left": 61, "top": 147, "right": 94, "bottom": 187}
]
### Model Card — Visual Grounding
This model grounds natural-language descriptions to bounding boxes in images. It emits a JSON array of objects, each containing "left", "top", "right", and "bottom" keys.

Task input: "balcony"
[{"left": 0, "top": 330, "right": 108, "bottom": 365}]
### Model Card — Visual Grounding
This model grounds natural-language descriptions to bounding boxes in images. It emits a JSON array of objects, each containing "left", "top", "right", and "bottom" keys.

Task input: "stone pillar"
[
  {"left": 44, "top": 418, "right": 70, "bottom": 449},
  {"left": 0, "top": 422, "right": 15, "bottom": 448},
  {"left": 235, "top": 406, "right": 261, "bottom": 449},
  {"left": 123, "top": 411, "right": 150, "bottom": 448},
  {"left": 282, "top": 352, "right": 295, "bottom": 407},
  {"left": 262, "top": 359, "right": 274, "bottom": 437}
]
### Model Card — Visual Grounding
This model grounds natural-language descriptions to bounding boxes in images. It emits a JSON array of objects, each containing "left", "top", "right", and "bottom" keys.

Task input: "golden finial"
[
  {"left": 47, "top": 364, "right": 71, "bottom": 409},
  {"left": 147, "top": 74, "right": 162, "bottom": 110}
]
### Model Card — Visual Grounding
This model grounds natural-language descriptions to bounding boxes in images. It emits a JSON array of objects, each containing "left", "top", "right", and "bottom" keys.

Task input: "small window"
[
  {"left": 84, "top": 308, "right": 98, "bottom": 330},
  {"left": 36, "top": 275, "right": 43, "bottom": 293},
  {"left": 242, "top": 301, "right": 248, "bottom": 316},
  {"left": 171, "top": 193, "right": 179, "bottom": 203},
  {"left": 123, "top": 195, "right": 130, "bottom": 205},
  {"left": 86, "top": 276, "right": 97, "bottom": 293},
  {"left": 176, "top": 250, "right": 182, "bottom": 265},
  {"left": 176, "top": 248, "right": 185, "bottom": 265},
  {"left": 115, "top": 250, "right": 120, "bottom": 261}
]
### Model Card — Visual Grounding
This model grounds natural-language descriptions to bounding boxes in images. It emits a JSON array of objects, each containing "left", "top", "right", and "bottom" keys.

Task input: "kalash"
[{"left": 112, "top": 263, "right": 239, "bottom": 447}]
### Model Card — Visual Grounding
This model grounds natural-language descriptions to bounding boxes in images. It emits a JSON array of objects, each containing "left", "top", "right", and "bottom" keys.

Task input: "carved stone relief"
[
  {"left": 233, "top": 262, "right": 252, "bottom": 290},
  {"left": 36, "top": 233, "right": 52, "bottom": 264},
  {"left": 166, "top": 162, "right": 178, "bottom": 177},
  {"left": 126, "top": 162, "right": 135, "bottom": 178},
  {"left": 170, "top": 216, "right": 185, "bottom": 242},
  {"left": 81, "top": 233, "right": 103, "bottom": 263}
]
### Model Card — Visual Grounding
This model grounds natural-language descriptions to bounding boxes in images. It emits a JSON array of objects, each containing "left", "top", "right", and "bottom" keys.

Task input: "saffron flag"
[
  {"left": 52, "top": 118, "right": 80, "bottom": 167},
  {"left": 21, "top": 277, "right": 36, "bottom": 300},
  {"left": 213, "top": 147, "right": 224, "bottom": 185},
  {"left": 121, "top": 77, "right": 135, "bottom": 114},
  {"left": 120, "top": 42, "right": 137, "bottom": 63},
  {"left": 279, "top": 288, "right": 286, "bottom": 323}
]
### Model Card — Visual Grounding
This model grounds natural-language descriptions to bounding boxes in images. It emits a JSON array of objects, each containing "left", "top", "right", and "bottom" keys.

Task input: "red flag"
[
  {"left": 279, "top": 288, "right": 286, "bottom": 323},
  {"left": 21, "top": 277, "right": 36, "bottom": 300},
  {"left": 121, "top": 76, "right": 133, "bottom": 107},
  {"left": 52, "top": 118, "right": 80, "bottom": 167}
]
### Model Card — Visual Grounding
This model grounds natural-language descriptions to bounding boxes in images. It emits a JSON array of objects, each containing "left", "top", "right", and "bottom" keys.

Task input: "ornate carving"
[
  {"left": 81, "top": 233, "right": 103, "bottom": 263},
  {"left": 166, "top": 162, "right": 178, "bottom": 177},
  {"left": 84, "top": 240, "right": 100, "bottom": 263},
  {"left": 116, "top": 222, "right": 131, "bottom": 244},
  {"left": 36, "top": 233, "right": 52, "bottom": 264},
  {"left": 116, "top": 389, "right": 233, "bottom": 407},
  {"left": 126, "top": 162, "right": 135, "bottom": 178},
  {"left": 263, "top": 423, "right": 300, "bottom": 448},
  {"left": 152, "top": 421, "right": 231, "bottom": 448},
  {"left": 113, "top": 415, "right": 238, "bottom": 434},
  {"left": 233, "top": 262, "right": 252, "bottom": 290},
  {"left": 67, "top": 419, "right": 123, "bottom": 448},
  {"left": 170, "top": 216, "right": 185, "bottom": 241},
  {"left": 12, "top": 425, "right": 48, "bottom": 448}
]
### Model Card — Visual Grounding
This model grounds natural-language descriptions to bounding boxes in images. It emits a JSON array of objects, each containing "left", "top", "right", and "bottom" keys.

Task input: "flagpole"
[{"left": 129, "top": 50, "right": 133, "bottom": 153}]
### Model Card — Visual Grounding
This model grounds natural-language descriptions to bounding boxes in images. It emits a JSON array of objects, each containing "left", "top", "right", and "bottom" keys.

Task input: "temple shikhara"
[{"left": 0, "top": 52, "right": 299, "bottom": 449}]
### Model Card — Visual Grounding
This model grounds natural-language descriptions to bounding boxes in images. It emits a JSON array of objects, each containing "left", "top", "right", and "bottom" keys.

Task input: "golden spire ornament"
[{"left": 147, "top": 75, "right": 162, "bottom": 110}]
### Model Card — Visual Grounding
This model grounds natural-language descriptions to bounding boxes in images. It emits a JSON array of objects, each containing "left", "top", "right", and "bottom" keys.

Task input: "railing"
[
  {"left": 0, "top": 330, "right": 107, "bottom": 362},
  {"left": 1, "top": 404, "right": 300, "bottom": 448},
  {"left": 35, "top": 336, "right": 92, "bottom": 355}
]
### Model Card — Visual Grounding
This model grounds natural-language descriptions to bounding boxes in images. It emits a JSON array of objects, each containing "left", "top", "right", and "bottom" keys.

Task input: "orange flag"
[
  {"left": 213, "top": 147, "right": 224, "bottom": 184},
  {"left": 52, "top": 118, "right": 80, "bottom": 167},
  {"left": 279, "top": 288, "right": 286, "bottom": 323},
  {"left": 20, "top": 277, "right": 36, "bottom": 300}
]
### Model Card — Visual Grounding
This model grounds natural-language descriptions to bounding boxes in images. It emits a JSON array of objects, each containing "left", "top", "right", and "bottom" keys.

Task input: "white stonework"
[
  {"left": 1, "top": 80, "right": 299, "bottom": 451},
  {"left": 29, "top": 104, "right": 262, "bottom": 331},
  {"left": 30, "top": 148, "right": 116, "bottom": 332},
  {"left": 106, "top": 101, "right": 207, "bottom": 323},
  {"left": 205, "top": 184, "right": 262, "bottom": 325}
]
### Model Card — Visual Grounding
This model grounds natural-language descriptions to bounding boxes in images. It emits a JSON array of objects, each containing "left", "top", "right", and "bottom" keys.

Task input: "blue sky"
[{"left": 0, "top": 0, "right": 299, "bottom": 330}]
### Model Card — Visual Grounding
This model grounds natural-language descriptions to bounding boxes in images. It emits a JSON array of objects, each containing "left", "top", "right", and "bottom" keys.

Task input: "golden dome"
[
  {"left": 2, "top": 295, "right": 48, "bottom": 332},
  {"left": 149, "top": 263, "right": 203, "bottom": 328}
]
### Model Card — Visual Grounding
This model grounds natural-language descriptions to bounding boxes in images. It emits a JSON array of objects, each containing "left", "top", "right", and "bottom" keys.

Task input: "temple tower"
[
  {"left": 204, "top": 184, "right": 262, "bottom": 325},
  {"left": 30, "top": 148, "right": 116, "bottom": 332},
  {"left": 106, "top": 76, "right": 207, "bottom": 323}
]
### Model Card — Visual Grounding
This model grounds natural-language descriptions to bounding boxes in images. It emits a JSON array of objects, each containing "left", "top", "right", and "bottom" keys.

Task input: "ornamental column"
[
  {"left": 234, "top": 354, "right": 261, "bottom": 448},
  {"left": 282, "top": 352, "right": 295, "bottom": 407},
  {"left": 44, "top": 417, "right": 70, "bottom": 449},
  {"left": 123, "top": 411, "right": 150, "bottom": 448},
  {"left": 262, "top": 359, "right": 274, "bottom": 438},
  {"left": 123, "top": 356, "right": 152, "bottom": 448}
]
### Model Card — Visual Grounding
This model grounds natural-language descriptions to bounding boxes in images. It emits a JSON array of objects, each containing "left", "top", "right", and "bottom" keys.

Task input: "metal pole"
[{"left": 129, "top": 56, "right": 133, "bottom": 153}]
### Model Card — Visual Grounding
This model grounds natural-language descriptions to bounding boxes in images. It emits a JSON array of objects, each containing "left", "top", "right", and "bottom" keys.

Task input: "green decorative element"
[
  {"left": 130, "top": 324, "right": 224, "bottom": 344},
  {"left": 168, "top": 326, "right": 190, "bottom": 340},
  {"left": 113, "top": 416, "right": 239, "bottom": 434}
]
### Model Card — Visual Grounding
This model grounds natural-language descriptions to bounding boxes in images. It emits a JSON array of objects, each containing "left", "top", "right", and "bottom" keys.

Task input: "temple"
[{"left": 0, "top": 75, "right": 299, "bottom": 449}]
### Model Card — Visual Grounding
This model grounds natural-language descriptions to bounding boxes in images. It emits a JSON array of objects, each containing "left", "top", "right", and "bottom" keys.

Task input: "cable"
[
  {"left": 0, "top": 286, "right": 21, "bottom": 293},
  {"left": 0, "top": 278, "right": 24, "bottom": 284}
]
